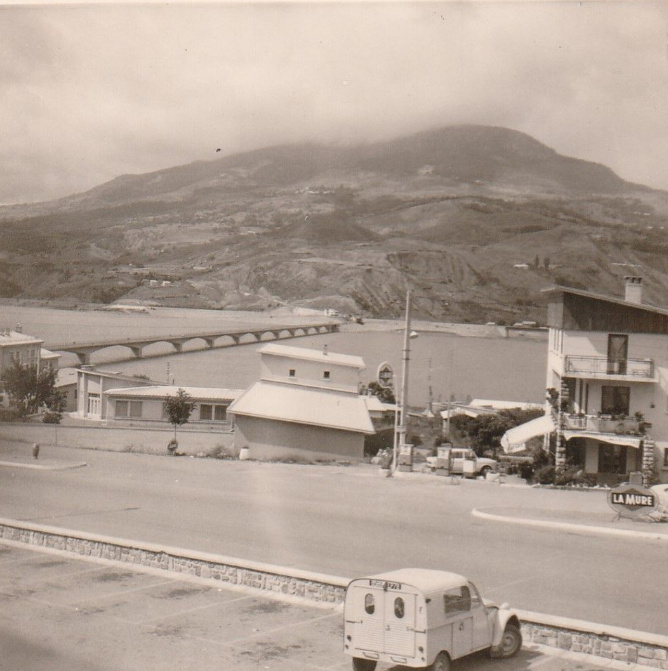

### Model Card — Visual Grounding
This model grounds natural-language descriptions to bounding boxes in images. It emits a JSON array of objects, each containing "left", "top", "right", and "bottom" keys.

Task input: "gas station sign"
[
  {"left": 608, "top": 483, "right": 658, "bottom": 519},
  {"left": 377, "top": 362, "right": 394, "bottom": 388}
]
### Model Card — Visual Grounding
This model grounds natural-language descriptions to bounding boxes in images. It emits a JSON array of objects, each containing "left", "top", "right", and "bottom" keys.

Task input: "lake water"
[{"left": 0, "top": 304, "right": 547, "bottom": 407}]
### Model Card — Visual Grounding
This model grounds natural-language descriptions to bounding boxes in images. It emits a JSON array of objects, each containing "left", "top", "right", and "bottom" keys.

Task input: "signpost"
[{"left": 608, "top": 483, "right": 658, "bottom": 520}]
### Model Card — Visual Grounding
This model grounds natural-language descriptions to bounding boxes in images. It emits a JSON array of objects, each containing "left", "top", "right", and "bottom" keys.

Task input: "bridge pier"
[{"left": 129, "top": 346, "right": 143, "bottom": 358}]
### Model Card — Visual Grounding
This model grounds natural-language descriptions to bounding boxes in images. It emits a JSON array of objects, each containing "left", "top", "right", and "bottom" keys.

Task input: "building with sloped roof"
[{"left": 229, "top": 343, "right": 375, "bottom": 460}]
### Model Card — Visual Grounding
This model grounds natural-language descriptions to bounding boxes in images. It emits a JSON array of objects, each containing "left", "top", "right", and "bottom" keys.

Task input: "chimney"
[
  {"left": 624, "top": 276, "right": 643, "bottom": 304},
  {"left": 15, "top": 323, "right": 22, "bottom": 333}
]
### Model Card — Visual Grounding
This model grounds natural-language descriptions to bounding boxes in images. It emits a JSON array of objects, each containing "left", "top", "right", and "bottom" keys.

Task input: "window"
[
  {"left": 601, "top": 386, "right": 630, "bottom": 416},
  {"left": 115, "top": 400, "right": 142, "bottom": 418},
  {"left": 468, "top": 582, "right": 483, "bottom": 608},
  {"left": 323, "top": 370, "right": 331, "bottom": 380},
  {"left": 443, "top": 586, "right": 471, "bottom": 615},
  {"left": 289, "top": 369, "right": 296, "bottom": 377},
  {"left": 607, "top": 334, "right": 628, "bottom": 374},
  {"left": 394, "top": 597, "right": 405, "bottom": 619},
  {"left": 663, "top": 448, "right": 668, "bottom": 468},
  {"left": 364, "top": 594, "right": 375, "bottom": 615},
  {"left": 200, "top": 404, "right": 227, "bottom": 422}
]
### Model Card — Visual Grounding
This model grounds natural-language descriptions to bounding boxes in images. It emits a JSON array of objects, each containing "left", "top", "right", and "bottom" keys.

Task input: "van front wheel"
[
  {"left": 431, "top": 652, "right": 451, "bottom": 671},
  {"left": 352, "top": 658, "right": 377, "bottom": 671},
  {"left": 499, "top": 623, "right": 522, "bottom": 658}
]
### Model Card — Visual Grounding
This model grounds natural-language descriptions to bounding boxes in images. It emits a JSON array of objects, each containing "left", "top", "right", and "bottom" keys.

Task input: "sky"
[{"left": 1, "top": 0, "right": 668, "bottom": 205}]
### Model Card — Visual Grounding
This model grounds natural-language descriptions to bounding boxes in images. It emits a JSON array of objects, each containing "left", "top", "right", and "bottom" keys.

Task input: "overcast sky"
[{"left": 1, "top": 1, "right": 667, "bottom": 205}]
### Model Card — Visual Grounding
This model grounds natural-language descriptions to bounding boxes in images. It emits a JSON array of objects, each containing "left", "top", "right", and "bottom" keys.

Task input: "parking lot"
[{"left": 1, "top": 541, "right": 638, "bottom": 671}]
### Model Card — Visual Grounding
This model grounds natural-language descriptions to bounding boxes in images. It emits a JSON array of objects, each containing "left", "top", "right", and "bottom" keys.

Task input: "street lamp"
[{"left": 391, "top": 290, "right": 418, "bottom": 474}]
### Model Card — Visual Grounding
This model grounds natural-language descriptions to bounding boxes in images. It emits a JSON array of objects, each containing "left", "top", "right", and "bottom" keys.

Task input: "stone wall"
[
  {"left": 0, "top": 518, "right": 347, "bottom": 605},
  {"left": 519, "top": 614, "right": 668, "bottom": 669}
]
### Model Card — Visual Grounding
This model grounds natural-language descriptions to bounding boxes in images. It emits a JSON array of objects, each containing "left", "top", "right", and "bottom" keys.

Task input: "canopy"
[
  {"left": 562, "top": 430, "right": 642, "bottom": 449},
  {"left": 501, "top": 414, "right": 555, "bottom": 453}
]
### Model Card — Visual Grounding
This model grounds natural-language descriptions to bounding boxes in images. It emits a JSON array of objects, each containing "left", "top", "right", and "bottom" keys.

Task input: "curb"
[
  {"left": 1, "top": 516, "right": 667, "bottom": 669},
  {"left": 0, "top": 459, "right": 88, "bottom": 471},
  {"left": 472, "top": 507, "right": 668, "bottom": 543}
]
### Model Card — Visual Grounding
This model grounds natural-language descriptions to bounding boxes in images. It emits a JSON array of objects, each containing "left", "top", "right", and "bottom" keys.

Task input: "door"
[
  {"left": 607, "top": 334, "right": 628, "bottom": 375},
  {"left": 451, "top": 614, "right": 473, "bottom": 659},
  {"left": 349, "top": 586, "right": 385, "bottom": 653},
  {"left": 469, "top": 582, "right": 491, "bottom": 650},
  {"left": 383, "top": 592, "right": 416, "bottom": 657},
  {"left": 87, "top": 393, "right": 101, "bottom": 418}
]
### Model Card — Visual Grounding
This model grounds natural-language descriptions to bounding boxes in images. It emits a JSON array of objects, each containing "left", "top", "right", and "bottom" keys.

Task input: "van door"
[
  {"left": 443, "top": 585, "right": 473, "bottom": 659},
  {"left": 468, "top": 582, "right": 491, "bottom": 650},
  {"left": 383, "top": 592, "right": 416, "bottom": 657},
  {"left": 349, "top": 585, "right": 385, "bottom": 653}
]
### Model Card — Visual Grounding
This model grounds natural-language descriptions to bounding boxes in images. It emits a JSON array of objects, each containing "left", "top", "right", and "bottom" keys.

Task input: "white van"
[{"left": 344, "top": 568, "right": 521, "bottom": 671}]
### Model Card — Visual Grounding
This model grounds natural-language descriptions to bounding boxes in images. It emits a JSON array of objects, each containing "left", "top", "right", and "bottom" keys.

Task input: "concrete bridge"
[{"left": 50, "top": 322, "right": 340, "bottom": 366}]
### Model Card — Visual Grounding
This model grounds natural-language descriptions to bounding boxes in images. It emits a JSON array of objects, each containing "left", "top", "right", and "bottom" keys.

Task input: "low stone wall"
[
  {"left": 1, "top": 516, "right": 667, "bottom": 667},
  {"left": 519, "top": 610, "right": 668, "bottom": 669},
  {"left": 0, "top": 422, "right": 235, "bottom": 456},
  {"left": 0, "top": 518, "right": 347, "bottom": 605}
]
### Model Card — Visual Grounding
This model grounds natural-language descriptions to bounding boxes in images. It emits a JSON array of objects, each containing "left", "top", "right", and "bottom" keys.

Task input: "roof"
[
  {"left": 229, "top": 380, "right": 375, "bottom": 434},
  {"left": 364, "top": 395, "right": 397, "bottom": 413},
  {"left": 470, "top": 399, "right": 543, "bottom": 411},
  {"left": 40, "top": 348, "right": 60, "bottom": 360},
  {"left": 542, "top": 285, "right": 668, "bottom": 319},
  {"left": 0, "top": 330, "right": 43, "bottom": 346},
  {"left": 55, "top": 368, "right": 79, "bottom": 388},
  {"left": 350, "top": 568, "right": 467, "bottom": 595},
  {"left": 258, "top": 343, "right": 366, "bottom": 370},
  {"left": 78, "top": 369, "right": 162, "bottom": 385},
  {"left": 104, "top": 385, "right": 245, "bottom": 402}
]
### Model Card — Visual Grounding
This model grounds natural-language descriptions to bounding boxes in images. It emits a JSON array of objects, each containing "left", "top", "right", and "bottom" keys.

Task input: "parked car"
[
  {"left": 650, "top": 483, "right": 668, "bottom": 512},
  {"left": 427, "top": 447, "right": 498, "bottom": 477},
  {"left": 344, "top": 568, "right": 522, "bottom": 671}
]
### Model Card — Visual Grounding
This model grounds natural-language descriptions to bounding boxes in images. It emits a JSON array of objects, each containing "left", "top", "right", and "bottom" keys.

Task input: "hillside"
[{"left": 2, "top": 124, "right": 668, "bottom": 323}]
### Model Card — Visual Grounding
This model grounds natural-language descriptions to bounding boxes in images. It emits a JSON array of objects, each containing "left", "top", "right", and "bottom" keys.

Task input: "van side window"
[
  {"left": 394, "top": 597, "right": 405, "bottom": 619},
  {"left": 364, "top": 594, "right": 375, "bottom": 615},
  {"left": 443, "top": 586, "right": 471, "bottom": 615}
]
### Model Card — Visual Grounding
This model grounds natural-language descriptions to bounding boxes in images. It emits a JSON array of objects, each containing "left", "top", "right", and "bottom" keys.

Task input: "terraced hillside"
[{"left": 2, "top": 125, "right": 668, "bottom": 323}]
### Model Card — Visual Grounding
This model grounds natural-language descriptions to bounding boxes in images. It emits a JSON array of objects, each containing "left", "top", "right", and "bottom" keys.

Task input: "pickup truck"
[{"left": 427, "top": 447, "right": 498, "bottom": 478}]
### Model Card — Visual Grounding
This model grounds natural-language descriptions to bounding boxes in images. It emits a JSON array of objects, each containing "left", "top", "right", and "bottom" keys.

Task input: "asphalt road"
[{"left": 0, "top": 446, "right": 665, "bottom": 636}]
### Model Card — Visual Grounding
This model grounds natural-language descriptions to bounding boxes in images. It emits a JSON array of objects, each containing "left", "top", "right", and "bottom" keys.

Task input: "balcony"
[
  {"left": 563, "top": 414, "right": 644, "bottom": 436},
  {"left": 563, "top": 355, "right": 654, "bottom": 381}
]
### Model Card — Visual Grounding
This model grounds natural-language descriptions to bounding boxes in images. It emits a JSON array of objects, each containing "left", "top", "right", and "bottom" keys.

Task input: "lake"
[{"left": 0, "top": 303, "right": 547, "bottom": 407}]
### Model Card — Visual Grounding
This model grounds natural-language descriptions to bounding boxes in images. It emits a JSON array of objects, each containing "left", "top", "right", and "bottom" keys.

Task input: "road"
[{"left": 0, "top": 446, "right": 665, "bottom": 636}]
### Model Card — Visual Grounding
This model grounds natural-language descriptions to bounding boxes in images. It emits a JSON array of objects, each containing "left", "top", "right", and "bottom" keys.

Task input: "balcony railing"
[
  {"left": 563, "top": 414, "right": 643, "bottom": 435},
  {"left": 564, "top": 355, "right": 654, "bottom": 379}
]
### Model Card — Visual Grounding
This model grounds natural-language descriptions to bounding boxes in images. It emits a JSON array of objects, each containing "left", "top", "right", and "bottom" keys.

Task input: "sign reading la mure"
[{"left": 608, "top": 483, "right": 658, "bottom": 519}]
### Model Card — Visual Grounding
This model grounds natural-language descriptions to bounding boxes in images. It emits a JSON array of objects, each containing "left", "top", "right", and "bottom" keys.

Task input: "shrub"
[
  {"left": 42, "top": 411, "right": 62, "bottom": 424},
  {"left": 0, "top": 407, "right": 21, "bottom": 422},
  {"left": 535, "top": 465, "right": 555, "bottom": 484}
]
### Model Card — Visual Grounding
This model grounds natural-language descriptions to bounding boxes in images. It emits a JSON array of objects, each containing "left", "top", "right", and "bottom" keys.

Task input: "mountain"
[{"left": 1, "top": 124, "right": 668, "bottom": 323}]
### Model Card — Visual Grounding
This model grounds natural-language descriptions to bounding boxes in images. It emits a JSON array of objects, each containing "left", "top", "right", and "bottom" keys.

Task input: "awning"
[
  {"left": 501, "top": 414, "right": 555, "bottom": 453},
  {"left": 562, "top": 431, "right": 642, "bottom": 449}
]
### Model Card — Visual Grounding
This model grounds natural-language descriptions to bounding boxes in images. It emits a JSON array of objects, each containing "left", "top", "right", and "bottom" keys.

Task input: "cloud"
[{"left": 1, "top": 1, "right": 667, "bottom": 204}]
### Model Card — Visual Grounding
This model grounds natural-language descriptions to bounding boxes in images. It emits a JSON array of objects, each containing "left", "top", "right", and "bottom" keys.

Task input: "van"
[{"left": 344, "top": 568, "right": 521, "bottom": 671}]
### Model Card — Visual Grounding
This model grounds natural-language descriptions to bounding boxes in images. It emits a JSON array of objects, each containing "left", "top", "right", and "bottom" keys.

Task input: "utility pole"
[{"left": 392, "top": 290, "right": 413, "bottom": 472}]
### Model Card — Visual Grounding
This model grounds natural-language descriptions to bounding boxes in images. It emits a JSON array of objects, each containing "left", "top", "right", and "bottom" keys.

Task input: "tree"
[
  {"left": 2, "top": 360, "right": 60, "bottom": 418},
  {"left": 363, "top": 381, "right": 396, "bottom": 405},
  {"left": 163, "top": 388, "right": 194, "bottom": 445}
]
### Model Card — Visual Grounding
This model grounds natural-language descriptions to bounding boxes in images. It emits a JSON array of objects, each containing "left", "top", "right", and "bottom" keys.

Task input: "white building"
[
  {"left": 229, "top": 343, "right": 375, "bottom": 460},
  {"left": 540, "top": 277, "right": 668, "bottom": 484}
]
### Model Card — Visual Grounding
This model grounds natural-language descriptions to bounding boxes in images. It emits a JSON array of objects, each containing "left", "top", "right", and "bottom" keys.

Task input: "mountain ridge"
[{"left": 1, "top": 124, "right": 668, "bottom": 322}]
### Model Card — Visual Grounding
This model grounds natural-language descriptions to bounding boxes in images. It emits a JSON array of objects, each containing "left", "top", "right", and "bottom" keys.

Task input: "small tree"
[
  {"left": 163, "top": 388, "right": 194, "bottom": 447},
  {"left": 364, "top": 381, "right": 396, "bottom": 405},
  {"left": 2, "top": 360, "right": 60, "bottom": 418}
]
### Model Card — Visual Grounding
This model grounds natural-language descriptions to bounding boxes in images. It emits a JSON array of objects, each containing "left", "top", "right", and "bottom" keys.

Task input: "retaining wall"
[
  {"left": 0, "top": 422, "right": 235, "bottom": 456},
  {"left": 1, "top": 516, "right": 667, "bottom": 668}
]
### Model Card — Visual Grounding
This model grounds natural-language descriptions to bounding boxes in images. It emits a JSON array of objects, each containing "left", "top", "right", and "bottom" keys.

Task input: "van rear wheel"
[
  {"left": 431, "top": 652, "right": 451, "bottom": 671},
  {"left": 352, "top": 657, "right": 377, "bottom": 671}
]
